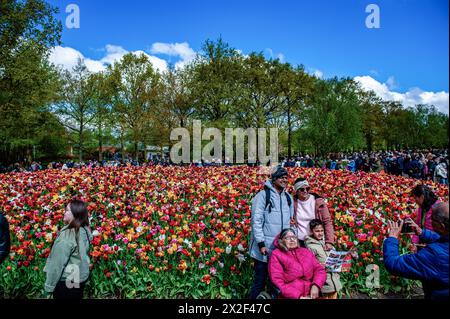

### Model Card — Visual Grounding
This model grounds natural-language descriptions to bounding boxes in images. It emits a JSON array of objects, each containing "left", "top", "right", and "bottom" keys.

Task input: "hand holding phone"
[{"left": 402, "top": 218, "right": 422, "bottom": 235}]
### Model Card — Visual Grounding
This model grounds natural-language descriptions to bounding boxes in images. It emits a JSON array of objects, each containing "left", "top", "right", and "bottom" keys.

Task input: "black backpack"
[{"left": 264, "top": 185, "right": 292, "bottom": 213}]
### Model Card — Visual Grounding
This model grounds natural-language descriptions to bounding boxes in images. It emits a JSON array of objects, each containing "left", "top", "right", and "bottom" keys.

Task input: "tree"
[
  {"left": 188, "top": 37, "right": 244, "bottom": 128},
  {"left": 0, "top": 0, "right": 61, "bottom": 63},
  {"left": 54, "top": 59, "right": 98, "bottom": 162},
  {"left": 0, "top": 0, "right": 63, "bottom": 164},
  {"left": 277, "top": 64, "right": 314, "bottom": 157},
  {"left": 161, "top": 68, "right": 195, "bottom": 128},
  {"left": 357, "top": 89, "right": 384, "bottom": 152},
  {"left": 235, "top": 53, "right": 278, "bottom": 128},
  {"left": 299, "top": 78, "right": 364, "bottom": 156},
  {"left": 381, "top": 100, "right": 406, "bottom": 149},
  {"left": 88, "top": 72, "right": 113, "bottom": 161},
  {"left": 108, "top": 52, "right": 162, "bottom": 160},
  {"left": 425, "top": 107, "right": 449, "bottom": 149}
]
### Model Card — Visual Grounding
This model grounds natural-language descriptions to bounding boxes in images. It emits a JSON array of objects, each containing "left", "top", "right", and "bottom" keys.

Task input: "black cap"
[{"left": 271, "top": 166, "right": 288, "bottom": 181}]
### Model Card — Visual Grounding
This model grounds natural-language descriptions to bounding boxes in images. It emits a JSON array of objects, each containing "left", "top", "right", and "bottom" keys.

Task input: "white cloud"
[
  {"left": 150, "top": 42, "right": 196, "bottom": 69},
  {"left": 49, "top": 46, "right": 84, "bottom": 71},
  {"left": 150, "top": 42, "right": 195, "bottom": 60},
  {"left": 132, "top": 50, "right": 168, "bottom": 72},
  {"left": 265, "top": 48, "right": 273, "bottom": 57},
  {"left": 83, "top": 59, "right": 105, "bottom": 73},
  {"left": 305, "top": 67, "right": 324, "bottom": 79},
  {"left": 99, "top": 44, "right": 128, "bottom": 66},
  {"left": 276, "top": 53, "right": 285, "bottom": 63},
  {"left": 313, "top": 70, "right": 324, "bottom": 78},
  {"left": 386, "top": 76, "right": 396, "bottom": 90},
  {"left": 236, "top": 49, "right": 250, "bottom": 59},
  {"left": 49, "top": 44, "right": 169, "bottom": 73},
  {"left": 264, "top": 48, "right": 285, "bottom": 63},
  {"left": 354, "top": 75, "right": 449, "bottom": 114}
]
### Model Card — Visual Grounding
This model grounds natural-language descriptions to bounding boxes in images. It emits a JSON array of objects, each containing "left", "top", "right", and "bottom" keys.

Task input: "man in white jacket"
[{"left": 249, "top": 166, "right": 294, "bottom": 299}]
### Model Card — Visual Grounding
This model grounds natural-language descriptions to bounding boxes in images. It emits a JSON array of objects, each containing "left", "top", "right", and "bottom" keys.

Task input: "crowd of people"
[
  {"left": 0, "top": 158, "right": 142, "bottom": 173},
  {"left": 281, "top": 149, "right": 449, "bottom": 185},
  {"left": 2, "top": 149, "right": 448, "bottom": 185}
]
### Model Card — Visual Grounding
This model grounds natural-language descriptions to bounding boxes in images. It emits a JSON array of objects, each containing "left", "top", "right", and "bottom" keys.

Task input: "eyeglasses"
[
  {"left": 298, "top": 187, "right": 310, "bottom": 192},
  {"left": 283, "top": 236, "right": 297, "bottom": 241}
]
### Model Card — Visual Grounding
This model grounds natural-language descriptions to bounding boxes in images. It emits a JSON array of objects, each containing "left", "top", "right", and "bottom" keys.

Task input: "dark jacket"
[
  {"left": 0, "top": 212, "right": 11, "bottom": 265},
  {"left": 383, "top": 229, "right": 449, "bottom": 300}
]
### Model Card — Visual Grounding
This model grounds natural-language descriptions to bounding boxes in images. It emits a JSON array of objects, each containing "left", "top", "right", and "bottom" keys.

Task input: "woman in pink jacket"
[
  {"left": 268, "top": 228, "right": 326, "bottom": 299},
  {"left": 410, "top": 185, "right": 440, "bottom": 246}
]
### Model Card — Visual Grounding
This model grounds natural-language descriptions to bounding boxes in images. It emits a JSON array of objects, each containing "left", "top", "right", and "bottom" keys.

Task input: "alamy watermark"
[
  {"left": 64, "top": 264, "right": 81, "bottom": 289},
  {"left": 170, "top": 120, "right": 279, "bottom": 167},
  {"left": 366, "top": 264, "right": 380, "bottom": 289},
  {"left": 366, "top": 4, "right": 381, "bottom": 29},
  {"left": 66, "top": 4, "right": 80, "bottom": 29}
]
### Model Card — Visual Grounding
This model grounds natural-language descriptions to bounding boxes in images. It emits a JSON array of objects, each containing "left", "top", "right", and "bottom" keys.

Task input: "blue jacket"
[
  {"left": 383, "top": 230, "right": 449, "bottom": 299},
  {"left": 249, "top": 181, "right": 294, "bottom": 263}
]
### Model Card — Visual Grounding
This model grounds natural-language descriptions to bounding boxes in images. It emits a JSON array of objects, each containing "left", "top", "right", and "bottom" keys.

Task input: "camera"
[{"left": 401, "top": 222, "right": 414, "bottom": 234}]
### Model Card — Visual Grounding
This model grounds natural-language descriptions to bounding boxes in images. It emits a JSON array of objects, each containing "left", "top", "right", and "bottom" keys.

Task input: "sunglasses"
[{"left": 298, "top": 187, "right": 310, "bottom": 192}]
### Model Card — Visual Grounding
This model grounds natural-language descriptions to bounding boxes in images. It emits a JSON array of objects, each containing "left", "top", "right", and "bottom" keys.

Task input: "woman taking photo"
[
  {"left": 44, "top": 199, "right": 92, "bottom": 299},
  {"left": 410, "top": 185, "right": 441, "bottom": 247},
  {"left": 268, "top": 228, "right": 326, "bottom": 299}
]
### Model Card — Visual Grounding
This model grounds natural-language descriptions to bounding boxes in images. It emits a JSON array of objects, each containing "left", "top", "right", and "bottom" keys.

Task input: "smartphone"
[{"left": 401, "top": 222, "right": 414, "bottom": 234}]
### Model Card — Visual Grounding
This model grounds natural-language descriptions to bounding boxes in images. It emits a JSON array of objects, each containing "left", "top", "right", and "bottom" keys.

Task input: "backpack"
[{"left": 264, "top": 185, "right": 292, "bottom": 213}]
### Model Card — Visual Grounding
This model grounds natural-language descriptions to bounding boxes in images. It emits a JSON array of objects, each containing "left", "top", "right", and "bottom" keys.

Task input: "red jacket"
[
  {"left": 293, "top": 193, "right": 336, "bottom": 244},
  {"left": 268, "top": 234, "right": 327, "bottom": 299}
]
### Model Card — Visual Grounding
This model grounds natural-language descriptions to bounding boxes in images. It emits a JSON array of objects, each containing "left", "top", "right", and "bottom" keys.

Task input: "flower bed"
[{"left": 0, "top": 166, "right": 447, "bottom": 298}]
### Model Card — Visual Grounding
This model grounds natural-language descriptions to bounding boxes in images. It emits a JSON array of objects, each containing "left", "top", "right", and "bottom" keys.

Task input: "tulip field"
[{"left": 0, "top": 166, "right": 448, "bottom": 298}]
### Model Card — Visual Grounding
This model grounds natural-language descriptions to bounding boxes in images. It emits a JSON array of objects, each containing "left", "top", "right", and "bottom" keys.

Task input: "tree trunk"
[
  {"left": 287, "top": 107, "right": 292, "bottom": 158},
  {"left": 143, "top": 144, "right": 147, "bottom": 162},
  {"left": 98, "top": 124, "right": 103, "bottom": 162},
  {"left": 78, "top": 130, "right": 83, "bottom": 162},
  {"left": 79, "top": 120, "right": 84, "bottom": 162},
  {"left": 134, "top": 141, "right": 138, "bottom": 161},
  {"left": 366, "top": 133, "right": 373, "bottom": 153},
  {"left": 98, "top": 139, "right": 103, "bottom": 162}
]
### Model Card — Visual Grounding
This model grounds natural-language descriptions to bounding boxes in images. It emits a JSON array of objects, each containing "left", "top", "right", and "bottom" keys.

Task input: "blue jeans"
[
  {"left": 440, "top": 178, "right": 448, "bottom": 185},
  {"left": 249, "top": 258, "right": 268, "bottom": 299}
]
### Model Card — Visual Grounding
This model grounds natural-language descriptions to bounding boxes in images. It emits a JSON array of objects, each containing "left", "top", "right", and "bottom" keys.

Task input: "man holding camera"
[{"left": 383, "top": 202, "right": 449, "bottom": 299}]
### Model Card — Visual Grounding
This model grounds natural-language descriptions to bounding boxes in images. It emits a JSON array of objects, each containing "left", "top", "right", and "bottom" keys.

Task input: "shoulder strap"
[
  {"left": 285, "top": 193, "right": 292, "bottom": 208},
  {"left": 56, "top": 235, "right": 77, "bottom": 284},
  {"left": 83, "top": 226, "right": 91, "bottom": 244}
]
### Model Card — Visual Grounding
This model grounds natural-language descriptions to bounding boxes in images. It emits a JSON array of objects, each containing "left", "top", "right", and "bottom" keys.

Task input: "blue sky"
[{"left": 47, "top": 0, "right": 449, "bottom": 112}]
